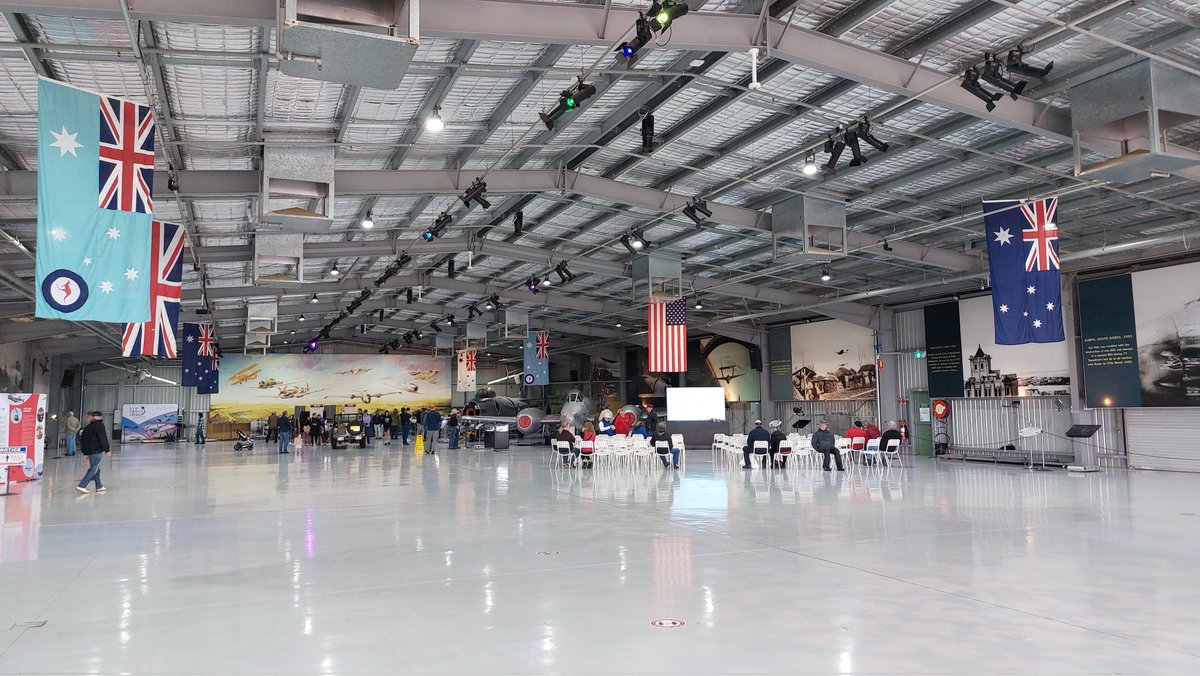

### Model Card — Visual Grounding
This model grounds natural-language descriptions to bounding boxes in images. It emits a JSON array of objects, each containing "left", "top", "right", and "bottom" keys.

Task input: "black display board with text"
[
  {"left": 924, "top": 302, "right": 965, "bottom": 398},
  {"left": 1078, "top": 275, "right": 1142, "bottom": 408}
]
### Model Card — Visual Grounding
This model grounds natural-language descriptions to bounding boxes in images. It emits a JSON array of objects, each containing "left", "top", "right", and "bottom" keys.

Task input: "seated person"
[
  {"left": 597, "top": 410, "right": 616, "bottom": 436},
  {"left": 555, "top": 423, "right": 577, "bottom": 467},
  {"left": 630, "top": 421, "right": 649, "bottom": 438},
  {"left": 845, "top": 420, "right": 869, "bottom": 449},
  {"left": 879, "top": 420, "right": 903, "bottom": 465},
  {"left": 650, "top": 422, "right": 678, "bottom": 469},
  {"left": 768, "top": 420, "right": 788, "bottom": 468},
  {"left": 865, "top": 420, "right": 881, "bottom": 440},
  {"left": 743, "top": 419, "right": 771, "bottom": 469},
  {"left": 580, "top": 421, "right": 597, "bottom": 442}
]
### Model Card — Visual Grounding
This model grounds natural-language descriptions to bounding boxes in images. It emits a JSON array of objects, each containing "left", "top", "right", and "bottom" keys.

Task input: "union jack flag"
[
  {"left": 536, "top": 331, "right": 550, "bottom": 359},
  {"left": 1021, "top": 197, "right": 1059, "bottom": 272},
  {"left": 121, "top": 221, "right": 184, "bottom": 357},
  {"left": 99, "top": 96, "right": 155, "bottom": 214}
]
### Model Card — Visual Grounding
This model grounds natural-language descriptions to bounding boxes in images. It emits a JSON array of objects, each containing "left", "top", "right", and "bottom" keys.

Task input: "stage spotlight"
[
  {"left": 445, "top": 315, "right": 457, "bottom": 327},
  {"left": 467, "top": 305, "right": 479, "bottom": 319},
  {"left": 514, "top": 210, "right": 523, "bottom": 235},
  {"left": 619, "top": 235, "right": 638, "bottom": 255},
  {"left": 424, "top": 211, "right": 451, "bottom": 241},
  {"left": 361, "top": 210, "right": 374, "bottom": 229},
  {"left": 425, "top": 105, "right": 445, "bottom": 132},
  {"left": 430, "top": 321, "right": 442, "bottom": 333},
  {"left": 648, "top": 0, "right": 689, "bottom": 31},
  {"left": 483, "top": 296, "right": 496, "bottom": 311},
  {"left": 539, "top": 80, "right": 597, "bottom": 131},
  {"left": 982, "top": 52, "right": 1026, "bottom": 100},
  {"left": 459, "top": 177, "right": 491, "bottom": 209},
  {"left": 526, "top": 277, "right": 540, "bottom": 294},
  {"left": 306, "top": 339, "right": 319, "bottom": 352},
  {"left": 682, "top": 198, "right": 712, "bottom": 227},
  {"left": 309, "top": 293, "right": 320, "bottom": 304},
  {"left": 844, "top": 128, "right": 865, "bottom": 167},
  {"left": 820, "top": 265, "right": 832, "bottom": 282},
  {"left": 414, "top": 330, "right": 424, "bottom": 340},
  {"left": 554, "top": 262, "right": 575, "bottom": 284},
  {"left": 858, "top": 118, "right": 889, "bottom": 153},
  {"left": 802, "top": 150, "right": 819, "bottom": 176},
  {"left": 640, "top": 110, "right": 655, "bottom": 152},
  {"left": 824, "top": 129, "right": 845, "bottom": 174},
  {"left": 882, "top": 239, "right": 893, "bottom": 252},
  {"left": 616, "top": 15, "right": 654, "bottom": 67},
  {"left": 167, "top": 166, "right": 179, "bottom": 192},
  {"left": 1006, "top": 46, "right": 1053, "bottom": 78},
  {"left": 961, "top": 66, "right": 1003, "bottom": 112},
  {"left": 402, "top": 333, "right": 415, "bottom": 345},
  {"left": 447, "top": 258, "right": 457, "bottom": 279}
]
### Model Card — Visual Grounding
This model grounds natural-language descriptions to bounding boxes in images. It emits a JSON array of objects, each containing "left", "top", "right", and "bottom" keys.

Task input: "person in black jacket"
[
  {"left": 768, "top": 420, "right": 788, "bottom": 468},
  {"left": 641, "top": 402, "right": 658, "bottom": 433},
  {"left": 555, "top": 423, "right": 577, "bottom": 467},
  {"left": 76, "top": 411, "right": 111, "bottom": 494},
  {"left": 811, "top": 420, "right": 843, "bottom": 471},
  {"left": 879, "top": 420, "right": 903, "bottom": 466},
  {"left": 743, "top": 420, "right": 771, "bottom": 469},
  {"left": 650, "top": 422, "right": 678, "bottom": 469}
]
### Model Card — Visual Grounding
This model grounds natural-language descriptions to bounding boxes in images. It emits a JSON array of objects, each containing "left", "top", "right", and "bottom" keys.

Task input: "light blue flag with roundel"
[{"left": 35, "top": 78, "right": 154, "bottom": 323}]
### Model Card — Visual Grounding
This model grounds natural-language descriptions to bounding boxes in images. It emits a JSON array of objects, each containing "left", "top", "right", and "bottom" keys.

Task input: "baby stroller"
[{"left": 234, "top": 429, "right": 254, "bottom": 452}]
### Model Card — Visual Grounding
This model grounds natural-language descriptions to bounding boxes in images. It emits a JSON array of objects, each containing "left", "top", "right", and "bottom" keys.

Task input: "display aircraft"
[
  {"left": 462, "top": 388, "right": 594, "bottom": 438},
  {"left": 257, "top": 378, "right": 284, "bottom": 389},
  {"left": 335, "top": 368, "right": 370, "bottom": 376},
  {"left": 278, "top": 383, "right": 315, "bottom": 399}
]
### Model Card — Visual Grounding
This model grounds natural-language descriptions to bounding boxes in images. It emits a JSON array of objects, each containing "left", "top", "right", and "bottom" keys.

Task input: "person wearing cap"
[
  {"left": 651, "top": 421, "right": 678, "bottom": 469},
  {"left": 743, "top": 419, "right": 771, "bottom": 469},
  {"left": 76, "top": 411, "right": 111, "bottom": 494},
  {"left": 768, "top": 420, "right": 788, "bottom": 468},
  {"left": 811, "top": 420, "right": 843, "bottom": 471},
  {"left": 641, "top": 402, "right": 658, "bottom": 432},
  {"left": 597, "top": 409, "right": 616, "bottom": 436}
]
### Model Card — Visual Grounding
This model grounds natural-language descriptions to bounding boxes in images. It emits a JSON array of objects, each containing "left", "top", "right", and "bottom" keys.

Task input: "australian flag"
[
  {"left": 181, "top": 322, "right": 220, "bottom": 394},
  {"left": 983, "top": 198, "right": 1064, "bottom": 344}
]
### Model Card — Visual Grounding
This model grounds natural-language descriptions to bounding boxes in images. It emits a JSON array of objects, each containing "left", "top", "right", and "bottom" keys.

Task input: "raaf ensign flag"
[
  {"left": 983, "top": 198, "right": 1064, "bottom": 344},
  {"left": 523, "top": 331, "right": 550, "bottom": 386},
  {"left": 36, "top": 78, "right": 155, "bottom": 323},
  {"left": 649, "top": 298, "right": 688, "bottom": 372}
]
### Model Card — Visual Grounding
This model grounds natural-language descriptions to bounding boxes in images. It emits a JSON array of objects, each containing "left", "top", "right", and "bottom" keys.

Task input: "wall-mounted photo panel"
[
  {"left": 958, "top": 295, "right": 1070, "bottom": 397},
  {"left": 1078, "top": 274, "right": 1141, "bottom": 408},
  {"left": 1131, "top": 260, "right": 1200, "bottom": 407},
  {"left": 790, "top": 320, "right": 876, "bottom": 401},
  {"left": 686, "top": 336, "right": 761, "bottom": 402}
]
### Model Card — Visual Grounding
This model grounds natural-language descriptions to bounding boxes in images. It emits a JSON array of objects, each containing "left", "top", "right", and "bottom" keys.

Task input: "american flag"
[
  {"left": 98, "top": 95, "right": 155, "bottom": 214},
  {"left": 121, "top": 221, "right": 184, "bottom": 357},
  {"left": 181, "top": 322, "right": 220, "bottom": 394},
  {"left": 648, "top": 298, "right": 687, "bottom": 372}
]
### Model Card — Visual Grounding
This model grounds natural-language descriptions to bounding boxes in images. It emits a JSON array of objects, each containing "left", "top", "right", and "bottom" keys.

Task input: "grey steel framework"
[{"left": 0, "top": 0, "right": 1197, "bottom": 361}]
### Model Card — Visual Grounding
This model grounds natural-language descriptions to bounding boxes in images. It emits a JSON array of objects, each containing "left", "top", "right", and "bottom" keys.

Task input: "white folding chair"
[
  {"left": 776, "top": 438, "right": 793, "bottom": 469},
  {"left": 861, "top": 438, "right": 881, "bottom": 467},
  {"left": 752, "top": 440, "right": 770, "bottom": 469},
  {"left": 555, "top": 440, "right": 575, "bottom": 468},
  {"left": 670, "top": 434, "right": 686, "bottom": 468},
  {"left": 579, "top": 439, "right": 596, "bottom": 468},
  {"left": 883, "top": 438, "right": 902, "bottom": 466},
  {"left": 654, "top": 440, "right": 672, "bottom": 468}
]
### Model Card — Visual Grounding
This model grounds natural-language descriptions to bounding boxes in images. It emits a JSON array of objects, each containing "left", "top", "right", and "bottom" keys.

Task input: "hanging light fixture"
[
  {"left": 802, "top": 150, "right": 819, "bottom": 176},
  {"left": 361, "top": 210, "right": 374, "bottom": 229},
  {"left": 425, "top": 105, "right": 445, "bottom": 132}
]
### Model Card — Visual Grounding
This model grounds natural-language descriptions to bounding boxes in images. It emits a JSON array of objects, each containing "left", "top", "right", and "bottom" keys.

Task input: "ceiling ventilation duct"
[
  {"left": 771, "top": 194, "right": 847, "bottom": 258},
  {"left": 1070, "top": 58, "right": 1200, "bottom": 183},
  {"left": 259, "top": 142, "right": 335, "bottom": 232},
  {"left": 278, "top": 0, "right": 418, "bottom": 90},
  {"left": 254, "top": 233, "right": 306, "bottom": 284}
]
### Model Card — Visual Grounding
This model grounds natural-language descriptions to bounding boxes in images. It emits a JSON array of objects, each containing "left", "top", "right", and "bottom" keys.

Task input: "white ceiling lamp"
[
  {"left": 425, "top": 106, "right": 445, "bottom": 132},
  {"left": 820, "top": 265, "right": 832, "bottom": 282},
  {"left": 330, "top": 263, "right": 340, "bottom": 277},
  {"left": 802, "top": 150, "right": 819, "bottom": 176},
  {"left": 361, "top": 210, "right": 374, "bottom": 229}
]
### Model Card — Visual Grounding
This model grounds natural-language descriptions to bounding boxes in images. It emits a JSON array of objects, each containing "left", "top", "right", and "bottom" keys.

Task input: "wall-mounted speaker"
[
  {"left": 749, "top": 347, "right": 763, "bottom": 371},
  {"left": 60, "top": 369, "right": 76, "bottom": 388}
]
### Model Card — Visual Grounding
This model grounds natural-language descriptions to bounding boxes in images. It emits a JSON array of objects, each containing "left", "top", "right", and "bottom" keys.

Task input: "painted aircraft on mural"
[
  {"left": 336, "top": 368, "right": 371, "bottom": 376},
  {"left": 227, "top": 364, "right": 261, "bottom": 385}
]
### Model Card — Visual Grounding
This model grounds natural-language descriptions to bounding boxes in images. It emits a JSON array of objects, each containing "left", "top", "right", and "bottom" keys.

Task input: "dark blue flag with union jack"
[
  {"left": 983, "top": 198, "right": 1065, "bottom": 345},
  {"left": 182, "top": 322, "right": 220, "bottom": 394},
  {"left": 121, "top": 221, "right": 184, "bottom": 358}
]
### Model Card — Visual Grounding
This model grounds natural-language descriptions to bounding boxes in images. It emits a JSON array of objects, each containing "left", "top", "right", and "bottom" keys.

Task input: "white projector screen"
[{"left": 666, "top": 387, "right": 726, "bottom": 422}]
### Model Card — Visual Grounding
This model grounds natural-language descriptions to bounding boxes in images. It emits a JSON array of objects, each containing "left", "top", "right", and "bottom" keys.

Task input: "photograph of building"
[{"left": 963, "top": 345, "right": 1020, "bottom": 397}]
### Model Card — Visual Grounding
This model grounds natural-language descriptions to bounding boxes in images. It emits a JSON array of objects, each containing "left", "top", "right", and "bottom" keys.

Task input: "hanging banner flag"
[
  {"left": 457, "top": 349, "right": 477, "bottom": 391},
  {"left": 649, "top": 297, "right": 688, "bottom": 372},
  {"left": 35, "top": 78, "right": 155, "bottom": 323},
  {"left": 181, "top": 322, "right": 220, "bottom": 394},
  {"left": 983, "top": 198, "right": 1064, "bottom": 345},
  {"left": 121, "top": 220, "right": 185, "bottom": 357},
  {"left": 523, "top": 330, "right": 549, "bottom": 386}
]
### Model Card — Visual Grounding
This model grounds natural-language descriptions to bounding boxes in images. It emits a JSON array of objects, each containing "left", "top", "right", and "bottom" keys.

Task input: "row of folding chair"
[{"left": 554, "top": 435, "right": 688, "bottom": 473}]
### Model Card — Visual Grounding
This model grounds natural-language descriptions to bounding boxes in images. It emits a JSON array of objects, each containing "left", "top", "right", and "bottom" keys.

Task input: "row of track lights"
[{"left": 960, "top": 46, "right": 1053, "bottom": 112}]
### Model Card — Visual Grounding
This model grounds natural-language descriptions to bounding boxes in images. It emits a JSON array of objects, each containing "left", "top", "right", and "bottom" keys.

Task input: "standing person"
[
  {"left": 267, "top": 411, "right": 279, "bottom": 443},
  {"left": 614, "top": 410, "right": 634, "bottom": 436},
  {"left": 422, "top": 407, "right": 443, "bottom": 455},
  {"left": 195, "top": 412, "right": 206, "bottom": 445},
  {"left": 641, "top": 402, "right": 659, "bottom": 432},
  {"left": 447, "top": 408, "right": 461, "bottom": 449},
  {"left": 76, "top": 411, "right": 111, "bottom": 494},
  {"left": 278, "top": 412, "right": 293, "bottom": 454},
  {"left": 811, "top": 420, "right": 844, "bottom": 472},
  {"left": 399, "top": 407, "right": 412, "bottom": 446},
  {"left": 769, "top": 420, "right": 788, "bottom": 468},
  {"left": 362, "top": 410, "right": 373, "bottom": 444},
  {"left": 311, "top": 415, "right": 323, "bottom": 446},
  {"left": 64, "top": 410, "right": 80, "bottom": 456},
  {"left": 299, "top": 410, "right": 311, "bottom": 444},
  {"left": 743, "top": 419, "right": 771, "bottom": 469}
]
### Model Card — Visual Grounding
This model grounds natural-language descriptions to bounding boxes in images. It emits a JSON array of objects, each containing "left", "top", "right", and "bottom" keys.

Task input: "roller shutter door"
[{"left": 1125, "top": 408, "right": 1200, "bottom": 472}]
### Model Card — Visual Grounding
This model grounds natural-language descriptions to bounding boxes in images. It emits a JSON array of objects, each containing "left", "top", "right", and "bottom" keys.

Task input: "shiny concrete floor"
[{"left": 1, "top": 441, "right": 1198, "bottom": 675}]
